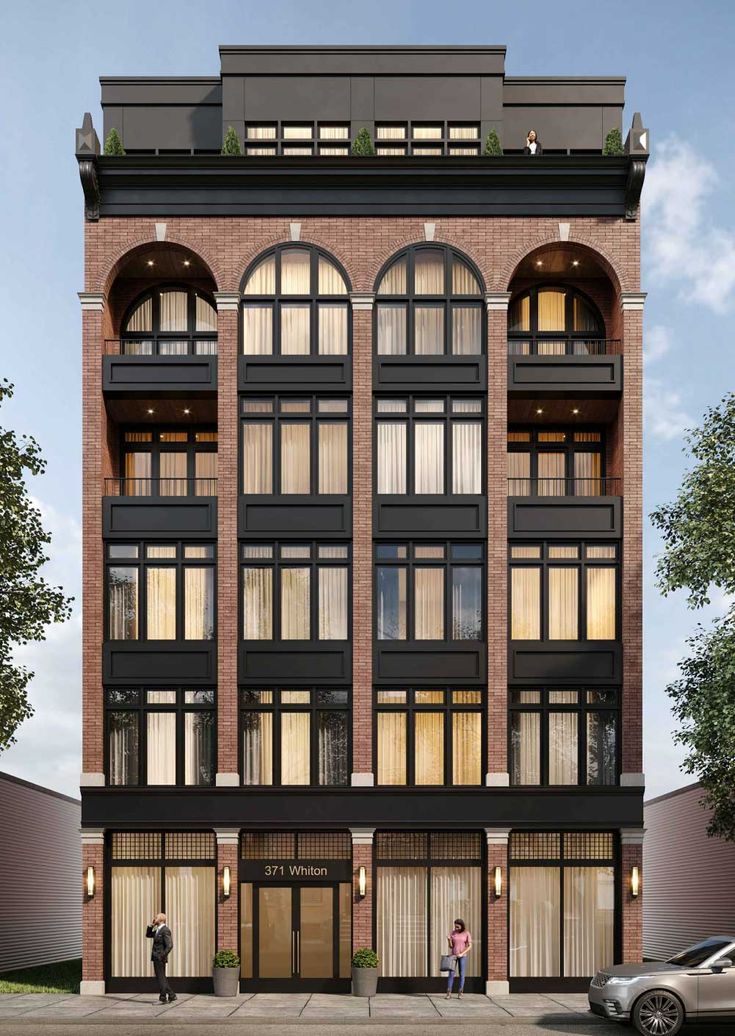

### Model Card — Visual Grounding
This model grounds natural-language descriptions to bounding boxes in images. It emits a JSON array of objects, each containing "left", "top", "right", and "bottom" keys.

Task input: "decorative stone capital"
[
  {"left": 486, "top": 291, "right": 511, "bottom": 311},
  {"left": 620, "top": 291, "right": 647, "bottom": 311},
  {"left": 485, "top": 827, "right": 512, "bottom": 847},
  {"left": 214, "top": 292, "right": 239, "bottom": 312},
  {"left": 351, "top": 771, "right": 375, "bottom": 787},
  {"left": 215, "top": 771, "right": 240, "bottom": 786},
  {"left": 485, "top": 772, "right": 510, "bottom": 787},
  {"left": 214, "top": 828, "right": 240, "bottom": 847},
  {"left": 80, "top": 828, "right": 105, "bottom": 847},
  {"left": 350, "top": 827, "right": 375, "bottom": 846},
  {"left": 620, "top": 772, "right": 646, "bottom": 787},
  {"left": 350, "top": 293, "right": 374, "bottom": 312},
  {"left": 80, "top": 771, "right": 105, "bottom": 787},
  {"left": 620, "top": 827, "right": 646, "bottom": 846},
  {"left": 78, "top": 292, "right": 106, "bottom": 312}
]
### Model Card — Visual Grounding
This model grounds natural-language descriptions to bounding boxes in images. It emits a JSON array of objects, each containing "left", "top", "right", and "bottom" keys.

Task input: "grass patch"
[{"left": 0, "top": 958, "right": 81, "bottom": 994}]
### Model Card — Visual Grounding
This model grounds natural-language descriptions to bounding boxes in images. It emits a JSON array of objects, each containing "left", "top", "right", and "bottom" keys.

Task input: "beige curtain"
[
  {"left": 508, "top": 452, "right": 531, "bottom": 496},
  {"left": 587, "top": 568, "right": 616, "bottom": 639},
  {"left": 243, "top": 305, "right": 273, "bottom": 355},
  {"left": 452, "top": 712, "right": 481, "bottom": 785},
  {"left": 549, "top": 712, "right": 578, "bottom": 784},
  {"left": 377, "top": 303, "right": 407, "bottom": 354},
  {"left": 318, "top": 423, "right": 347, "bottom": 493},
  {"left": 159, "top": 452, "right": 187, "bottom": 497},
  {"left": 146, "top": 568, "right": 176, "bottom": 640},
  {"left": 430, "top": 868, "right": 481, "bottom": 976},
  {"left": 378, "top": 258, "right": 407, "bottom": 294},
  {"left": 377, "top": 423, "right": 407, "bottom": 493},
  {"left": 563, "top": 867, "right": 614, "bottom": 976},
  {"left": 124, "top": 452, "right": 151, "bottom": 496},
  {"left": 508, "top": 295, "right": 530, "bottom": 332},
  {"left": 318, "top": 303, "right": 347, "bottom": 354},
  {"left": 377, "top": 712, "right": 407, "bottom": 784},
  {"left": 511, "top": 567, "right": 540, "bottom": 639},
  {"left": 451, "top": 306, "right": 481, "bottom": 355},
  {"left": 281, "top": 567, "right": 310, "bottom": 639},
  {"left": 415, "top": 423, "right": 444, "bottom": 493},
  {"left": 414, "top": 307, "right": 444, "bottom": 354},
  {"left": 452, "top": 260, "right": 480, "bottom": 295},
  {"left": 377, "top": 867, "right": 427, "bottom": 976},
  {"left": 184, "top": 712, "right": 213, "bottom": 785},
  {"left": 147, "top": 713, "right": 176, "bottom": 784},
  {"left": 452, "top": 422, "right": 481, "bottom": 494},
  {"left": 243, "top": 424, "right": 273, "bottom": 494},
  {"left": 281, "top": 249, "right": 311, "bottom": 293},
  {"left": 318, "top": 258, "right": 347, "bottom": 294},
  {"left": 111, "top": 867, "right": 158, "bottom": 976},
  {"left": 510, "top": 867, "right": 560, "bottom": 977},
  {"left": 574, "top": 452, "right": 602, "bottom": 495},
  {"left": 243, "top": 568, "right": 272, "bottom": 639},
  {"left": 281, "top": 713, "right": 311, "bottom": 784},
  {"left": 165, "top": 867, "right": 215, "bottom": 977},
  {"left": 194, "top": 452, "right": 217, "bottom": 496},
  {"left": 184, "top": 567, "right": 214, "bottom": 640},
  {"left": 537, "top": 340, "right": 567, "bottom": 356},
  {"left": 160, "top": 291, "right": 188, "bottom": 332},
  {"left": 243, "top": 712, "right": 273, "bottom": 784},
  {"left": 415, "top": 712, "right": 444, "bottom": 784},
  {"left": 280, "top": 304, "right": 310, "bottom": 355},
  {"left": 537, "top": 290, "right": 566, "bottom": 331},
  {"left": 511, "top": 712, "right": 540, "bottom": 784},
  {"left": 538, "top": 452, "right": 565, "bottom": 496},
  {"left": 415, "top": 568, "right": 444, "bottom": 639},
  {"left": 572, "top": 296, "right": 599, "bottom": 332},
  {"left": 414, "top": 252, "right": 444, "bottom": 294},
  {"left": 126, "top": 297, "right": 152, "bottom": 333},
  {"left": 548, "top": 568, "right": 579, "bottom": 640},
  {"left": 244, "top": 255, "right": 276, "bottom": 294},
  {"left": 195, "top": 297, "right": 217, "bottom": 332},
  {"left": 281, "top": 423, "right": 310, "bottom": 494},
  {"left": 319, "top": 567, "right": 347, "bottom": 639}
]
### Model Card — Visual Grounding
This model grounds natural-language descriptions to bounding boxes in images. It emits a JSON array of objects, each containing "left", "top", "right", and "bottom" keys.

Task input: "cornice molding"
[{"left": 78, "top": 292, "right": 106, "bottom": 311}]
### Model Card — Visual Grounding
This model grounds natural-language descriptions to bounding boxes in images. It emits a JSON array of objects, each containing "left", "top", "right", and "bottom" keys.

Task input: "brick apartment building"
[{"left": 76, "top": 45, "right": 648, "bottom": 995}]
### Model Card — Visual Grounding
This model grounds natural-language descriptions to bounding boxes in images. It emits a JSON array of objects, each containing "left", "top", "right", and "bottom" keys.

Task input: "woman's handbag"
[{"left": 440, "top": 954, "right": 457, "bottom": 973}]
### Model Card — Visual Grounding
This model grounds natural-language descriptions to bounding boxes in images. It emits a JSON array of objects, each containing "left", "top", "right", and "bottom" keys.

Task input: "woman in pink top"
[{"left": 445, "top": 918, "right": 472, "bottom": 998}]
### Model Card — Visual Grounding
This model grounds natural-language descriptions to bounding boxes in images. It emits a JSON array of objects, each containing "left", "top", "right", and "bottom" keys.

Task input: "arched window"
[
  {"left": 241, "top": 246, "right": 350, "bottom": 356},
  {"left": 508, "top": 286, "right": 604, "bottom": 356},
  {"left": 121, "top": 286, "right": 217, "bottom": 356},
  {"left": 375, "top": 245, "right": 484, "bottom": 356}
]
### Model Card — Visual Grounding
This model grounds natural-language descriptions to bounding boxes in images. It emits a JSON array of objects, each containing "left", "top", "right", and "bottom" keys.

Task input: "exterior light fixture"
[
  {"left": 493, "top": 866, "right": 503, "bottom": 899},
  {"left": 630, "top": 866, "right": 640, "bottom": 898},
  {"left": 86, "top": 866, "right": 95, "bottom": 898},
  {"left": 358, "top": 865, "right": 367, "bottom": 898},
  {"left": 223, "top": 866, "right": 231, "bottom": 899}
]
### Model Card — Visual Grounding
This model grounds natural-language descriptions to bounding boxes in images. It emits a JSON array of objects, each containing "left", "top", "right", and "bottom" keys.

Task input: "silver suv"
[{"left": 588, "top": 936, "right": 735, "bottom": 1035}]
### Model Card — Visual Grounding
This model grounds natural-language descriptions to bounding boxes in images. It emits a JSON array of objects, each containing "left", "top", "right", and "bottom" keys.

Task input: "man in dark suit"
[{"left": 146, "top": 913, "right": 177, "bottom": 1003}]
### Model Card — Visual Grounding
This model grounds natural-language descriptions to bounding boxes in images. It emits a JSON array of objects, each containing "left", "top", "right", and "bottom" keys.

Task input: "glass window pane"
[
  {"left": 538, "top": 452, "right": 566, "bottom": 496},
  {"left": 281, "top": 567, "right": 310, "bottom": 639},
  {"left": 453, "top": 422, "right": 481, "bottom": 493},
  {"left": 378, "top": 258, "right": 407, "bottom": 294},
  {"left": 415, "top": 545, "right": 445, "bottom": 559},
  {"left": 281, "top": 423, "right": 311, "bottom": 494},
  {"left": 537, "top": 289, "right": 566, "bottom": 331},
  {"left": 511, "top": 712, "right": 540, "bottom": 785},
  {"left": 414, "top": 250, "right": 444, "bottom": 293},
  {"left": 414, "top": 306, "right": 444, "bottom": 354},
  {"left": 146, "top": 567, "right": 176, "bottom": 640},
  {"left": 318, "top": 423, "right": 348, "bottom": 494},
  {"left": 318, "top": 303, "right": 348, "bottom": 355},
  {"left": 452, "top": 567, "right": 482, "bottom": 640},
  {"left": 549, "top": 713, "right": 579, "bottom": 784},
  {"left": 510, "top": 868, "right": 560, "bottom": 977},
  {"left": 378, "top": 423, "right": 407, "bottom": 494},
  {"left": 415, "top": 712, "right": 444, "bottom": 784},
  {"left": 318, "top": 398, "right": 348, "bottom": 414},
  {"left": 281, "top": 712, "right": 310, "bottom": 784},
  {"left": 572, "top": 295, "right": 600, "bottom": 332},
  {"left": 377, "top": 713, "right": 407, "bottom": 784},
  {"left": 511, "top": 567, "right": 540, "bottom": 639},
  {"left": 377, "top": 303, "right": 407, "bottom": 354},
  {"left": 587, "top": 712, "right": 617, "bottom": 785},
  {"left": 452, "top": 306, "right": 482, "bottom": 355},
  {"left": 318, "top": 711, "right": 348, "bottom": 786},
  {"left": 587, "top": 568, "right": 616, "bottom": 639},
  {"left": 508, "top": 295, "right": 530, "bottom": 332},
  {"left": 146, "top": 545, "right": 176, "bottom": 559},
  {"left": 452, "top": 259, "right": 481, "bottom": 295},
  {"left": 244, "top": 255, "right": 276, "bottom": 294},
  {"left": 159, "top": 291, "right": 188, "bottom": 332},
  {"left": 318, "top": 257, "right": 347, "bottom": 295},
  {"left": 563, "top": 867, "right": 614, "bottom": 976},
  {"left": 281, "top": 544, "right": 310, "bottom": 559},
  {"left": 184, "top": 567, "right": 214, "bottom": 640},
  {"left": 146, "top": 712, "right": 176, "bottom": 784},
  {"left": 108, "top": 567, "right": 138, "bottom": 640},
  {"left": 125, "top": 297, "right": 152, "bottom": 333},
  {"left": 184, "top": 711, "right": 214, "bottom": 785},
  {"left": 377, "top": 867, "right": 427, "bottom": 976},
  {"left": 195, "top": 296, "right": 217, "bottom": 332},
  {"left": 111, "top": 866, "right": 158, "bottom": 976},
  {"left": 319, "top": 566, "right": 347, "bottom": 639},
  {"left": 415, "top": 567, "right": 444, "bottom": 640},
  {"left": 414, "top": 399, "right": 444, "bottom": 414},
  {"left": 548, "top": 568, "right": 579, "bottom": 640},
  {"left": 243, "top": 568, "right": 272, "bottom": 639},
  {"left": 108, "top": 713, "right": 139, "bottom": 785},
  {"left": 415, "top": 423, "right": 444, "bottom": 494},
  {"left": 243, "top": 424, "right": 273, "bottom": 494},
  {"left": 452, "top": 712, "right": 481, "bottom": 785},
  {"left": 508, "top": 451, "right": 531, "bottom": 496},
  {"left": 280, "top": 304, "right": 310, "bottom": 355},
  {"left": 574, "top": 451, "right": 602, "bottom": 495},
  {"left": 165, "top": 867, "right": 215, "bottom": 977},
  {"left": 377, "top": 566, "right": 407, "bottom": 640},
  {"left": 430, "top": 867, "right": 481, "bottom": 976},
  {"left": 281, "top": 248, "right": 311, "bottom": 293},
  {"left": 243, "top": 305, "right": 273, "bottom": 355},
  {"left": 243, "top": 712, "right": 273, "bottom": 784}
]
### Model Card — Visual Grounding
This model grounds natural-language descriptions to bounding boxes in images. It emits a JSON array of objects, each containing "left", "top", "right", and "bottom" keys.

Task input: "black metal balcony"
[
  {"left": 103, "top": 478, "right": 217, "bottom": 539},
  {"left": 507, "top": 339, "right": 622, "bottom": 396},
  {"left": 103, "top": 338, "right": 217, "bottom": 395},
  {"left": 508, "top": 478, "right": 621, "bottom": 539}
]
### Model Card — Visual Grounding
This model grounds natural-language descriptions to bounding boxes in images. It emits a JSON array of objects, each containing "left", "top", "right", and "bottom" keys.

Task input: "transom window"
[
  {"left": 376, "top": 542, "right": 484, "bottom": 642},
  {"left": 120, "top": 427, "right": 217, "bottom": 497},
  {"left": 375, "top": 246, "right": 484, "bottom": 356},
  {"left": 508, "top": 286, "right": 604, "bottom": 356},
  {"left": 374, "top": 123, "right": 481, "bottom": 156},
  {"left": 376, "top": 397, "right": 483, "bottom": 495},
  {"left": 240, "top": 687, "right": 349, "bottom": 786},
  {"left": 510, "top": 688, "right": 619, "bottom": 786},
  {"left": 510, "top": 543, "right": 618, "bottom": 642},
  {"left": 375, "top": 687, "right": 484, "bottom": 786},
  {"left": 242, "top": 396, "right": 349, "bottom": 495},
  {"left": 242, "top": 542, "right": 349, "bottom": 642},
  {"left": 106, "top": 687, "right": 215, "bottom": 787},
  {"left": 106, "top": 542, "right": 215, "bottom": 641},
  {"left": 508, "top": 428, "right": 604, "bottom": 497},
  {"left": 242, "top": 246, "right": 350, "bottom": 356},
  {"left": 122, "top": 286, "right": 217, "bottom": 356}
]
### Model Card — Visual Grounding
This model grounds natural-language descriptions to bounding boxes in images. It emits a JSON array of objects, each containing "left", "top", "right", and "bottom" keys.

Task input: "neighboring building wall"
[
  {"left": 643, "top": 783, "right": 735, "bottom": 960},
  {"left": 0, "top": 772, "right": 81, "bottom": 972}
]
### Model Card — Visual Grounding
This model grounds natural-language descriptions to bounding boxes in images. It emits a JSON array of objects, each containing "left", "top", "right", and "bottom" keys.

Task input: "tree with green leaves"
[
  {"left": 651, "top": 392, "right": 735, "bottom": 840},
  {"left": 0, "top": 381, "right": 73, "bottom": 750},
  {"left": 351, "top": 127, "right": 375, "bottom": 157},
  {"left": 103, "top": 128, "right": 125, "bottom": 156},
  {"left": 483, "top": 129, "right": 502, "bottom": 156},
  {"left": 221, "top": 126, "right": 242, "bottom": 156},
  {"left": 603, "top": 128, "right": 624, "bottom": 156}
]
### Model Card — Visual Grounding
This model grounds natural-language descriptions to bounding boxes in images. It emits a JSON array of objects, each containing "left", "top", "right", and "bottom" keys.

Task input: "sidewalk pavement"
[{"left": 0, "top": 991, "right": 613, "bottom": 1025}]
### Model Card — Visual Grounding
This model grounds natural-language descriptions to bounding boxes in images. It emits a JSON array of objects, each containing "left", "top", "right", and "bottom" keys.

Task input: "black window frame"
[
  {"left": 120, "top": 283, "right": 218, "bottom": 356},
  {"left": 507, "top": 425, "right": 606, "bottom": 497},
  {"left": 507, "top": 283, "right": 605, "bottom": 356},
  {"left": 120, "top": 425, "right": 218, "bottom": 497}
]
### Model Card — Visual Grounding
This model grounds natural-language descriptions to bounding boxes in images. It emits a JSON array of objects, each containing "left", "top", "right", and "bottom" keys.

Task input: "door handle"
[
  {"left": 292, "top": 930, "right": 296, "bottom": 975},
  {"left": 296, "top": 930, "right": 300, "bottom": 974}
]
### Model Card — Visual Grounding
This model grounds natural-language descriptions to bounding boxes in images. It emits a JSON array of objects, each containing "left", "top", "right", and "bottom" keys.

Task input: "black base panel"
[
  {"left": 510, "top": 977, "right": 592, "bottom": 993},
  {"left": 240, "top": 978, "right": 351, "bottom": 993},
  {"left": 106, "top": 977, "right": 213, "bottom": 994},
  {"left": 378, "top": 977, "right": 485, "bottom": 993}
]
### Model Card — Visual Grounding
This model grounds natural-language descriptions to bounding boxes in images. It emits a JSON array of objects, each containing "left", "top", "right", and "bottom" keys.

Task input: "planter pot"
[
  {"left": 351, "top": 966, "right": 379, "bottom": 997},
  {"left": 212, "top": 966, "right": 240, "bottom": 997}
]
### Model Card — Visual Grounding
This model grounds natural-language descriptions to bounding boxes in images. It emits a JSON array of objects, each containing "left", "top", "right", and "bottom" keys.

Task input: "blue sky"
[{"left": 1, "top": 0, "right": 734, "bottom": 799}]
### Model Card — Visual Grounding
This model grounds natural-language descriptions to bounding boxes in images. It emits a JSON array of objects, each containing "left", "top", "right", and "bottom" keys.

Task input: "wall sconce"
[
  {"left": 358, "top": 866, "right": 367, "bottom": 899},
  {"left": 493, "top": 866, "right": 503, "bottom": 899},
  {"left": 86, "top": 866, "right": 95, "bottom": 899},
  {"left": 222, "top": 865, "right": 231, "bottom": 899},
  {"left": 630, "top": 866, "right": 640, "bottom": 898}
]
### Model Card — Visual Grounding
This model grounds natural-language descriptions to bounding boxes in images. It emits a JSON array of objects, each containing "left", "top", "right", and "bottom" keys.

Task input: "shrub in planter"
[
  {"left": 603, "top": 128, "right": 624, "bottom": 156},
  {"left": 351, "top": 127, "right": 375, "bottom": 157},
  {"left": 483, "top": 129, "right": 502, "bottom": 156},
  {"left": 212, "top": 949, "right": 240, "bottom": 997},
  {"left": 222, "top": 126, "right": 242, "bottom": 156},
  {"left": 103, "top": 129, "right": 125, "bottom": 156},
  {"left": 351, "top": 948, "right": 379, "bottom": 997}
]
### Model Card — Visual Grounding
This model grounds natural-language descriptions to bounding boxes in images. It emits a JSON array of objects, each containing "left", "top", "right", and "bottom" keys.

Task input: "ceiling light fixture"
[
  {"left": 147, "top": 408, "right": 154, "bottom": 415},
  {"left": 183, "top": 260, "right": 191, "bottom": 267},
  {"left": 535, "top": 259, "right": 543, "bottom": 267},
  {"left": 572, "top": 260, "right": 580, "bottom": 267},
  {"left": 147, "top": 260, "right": 155, "bottom": 267},
  {"left": 183, "top": 408, "right": 191, "bottom": 415},
  {"left": 536, "top": 408, "right": 543, "bottom": 415},
  {"left": 572, "top": 408, "right": 580, "bottom": 415}
]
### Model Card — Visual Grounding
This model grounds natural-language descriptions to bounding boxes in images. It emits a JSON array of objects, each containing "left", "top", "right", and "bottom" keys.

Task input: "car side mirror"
[{"left": 711, "top": 958, "right": 733, "bottom": 972}]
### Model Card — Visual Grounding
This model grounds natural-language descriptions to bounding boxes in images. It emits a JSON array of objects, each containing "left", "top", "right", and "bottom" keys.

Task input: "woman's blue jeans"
[{"left": 447, "top": 954, "right": 466, "bottom": 992}]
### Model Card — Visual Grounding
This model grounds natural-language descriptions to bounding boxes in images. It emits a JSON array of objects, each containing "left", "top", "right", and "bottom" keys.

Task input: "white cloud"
[
  {"left": 644, "top": 136, "right": 735, "bottom": 312},
  {"left": 644, "top": 324, "right": 673, "bottom": 365},
  {"left": 644, "top": 377, "right": 693, "bottom": 441}
]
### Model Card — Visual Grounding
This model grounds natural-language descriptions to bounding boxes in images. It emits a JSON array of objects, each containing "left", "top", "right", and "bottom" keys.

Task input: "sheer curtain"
[
  {"left": 511, "top": 712, "right": 540, "bottom": 784},
  {"left": 111, "top": 866, "right": 158, "bottom": 976},
  {"left": 377, "top": 303, "right": 407, "bottom": 354},
  {"left": 430, "top": 868, "right": 481, "bottom": 975},
  {"left": 280, "top": 423, "right": 310, "bottom": 494},
  {"left": 508, "top": 452, "right": 531, "bottom": 496},
  {"left": 510, "top": 867, "right": 560, "bottom": 977},
  {"left": 318, "top": 304, "right": 348, "bottom": 354},
  {"left": 587, "top": 568, "right": 616, "bottom": 639},
  {"left": 452, "top": 423, "right": 481, "bottom": 494},
  {"left": 146, "top": 568, "right": 176, "bottom": 639},
  {"left": 415, "top": 568, "right": 444, "bottom": 639},
  {"left": 563, "top": 867, "right": 614, "bottom": 976},
  {"left": 574, "top": 451, "right": 602, "bottom": 495},
  {"left": 511, "top": 568, "right": 540, "bottom": 639},
  {"left": 185, "top": 712, "right": 214, "bottom": 785},
  {"left": 318, "top": 423, "right": 347, "bottom": 493},
  {"left": 548, "top": 712, "right": 578, "bottom": 784},
  {"left": 377, "top": 567, "right": 407, "bottom": 640},
  {"left": 184, "top": 567, "right": 214, "bottom": 640},
  {"left": 414, "top": 252, "right": 444, "bottom": 293},
  {"left": 537, "top": 290, "right": 566, "bottom": 331},
  {"left": 147, "top": 700, "right": 176, "bottom": 784},
  {"left": 124, "top": 451, "right": 151, "bottom": 496},
  {"left": 160, "top": 453, "right": 187, "bottom": 496},
  {"left": 195, "top": 297, "right": 217, "bottom": 332},
  {"left": 281, "top": 712, "right": 310, "bottom": 784},
  {"left": 109, "top": 568, "right": 138, "bottom": 640},
  {"left": 538, "top": 452, "right": 565, "bottom": 496},
  {"left": 319, "top": 567, "right": 347, "bottom": 639},
  {"left": 377, "top": 423, "right": 406, "bottom": 493},
  {"left": 318, "top": 256, "right": 347, "bottom": 294},
  {"left": 377, "top": 867, "right": 427, "bottom": 976},
  {"left": 243, "top": 306, "right": 273, "bottom": 355},
  {"left": 548, "top": 568, "right": 579, "bottom": 640},
  {"left": 126, "top": 298, "right": 152, "bottom": 333},
  {"left": 280, "top": 305, "right": 310, "bottom": 355},
  {"left": 243, "top": 424, "right": 273, "bottom": 494},
  {"left": 377, "top": 712, "right": 407, "bottom": 784},
  {"left": 194, "top": 452, "right": 217, "bottom": 496},
  {"left": 281, "top": 249, "right": 311, "bottom": 293},
  {"left": 166, "top": 867, "right": 215, "bottom": 976},
  {"left": 415, "top": 713, "right": 444, "bottom": 784},
  {"left": 243, "top": 712, "right": 273, "bottom": 784},
  {"left": 244, "top": 255, "right": 276, "bottom": 294},
  {"left": 281, "top": 568, "right": 310, "bottom": 639},
  {"left": 452, "top": 260, "right": 481, "bottom": 295},
  {"left": 160, "top": 291, "right": 188, "bottom": 331},
  {"left": 109, "top": 713, "right": 139, "bottom": 785},
  {"left": 415, "top": 423, "right": 444, "bottom": 493},
  {"left": 243, "top": 568, "right": 272, "bottom": 639},
  {"left": 452, "top": 712, "right": 481, "bottom": 785},
  {"left": 414, "top": 307, "right": 444, "bottom": 354},
  {"left": 452, "top": 307, "right": 481, "bottom": 355}
]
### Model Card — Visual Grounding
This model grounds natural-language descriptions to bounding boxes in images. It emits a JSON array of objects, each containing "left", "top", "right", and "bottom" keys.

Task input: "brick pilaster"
[
  {"left": 350, "top": 828, "right": 374, "bottom": 952},
  {"left": 621, "top": 829, "right": 644, "bottom": 962},
  {"left": 215, "top": 829, "right": 240, "bottom": 953},
  {"left": 80, "top": 830, "right": 105, "bottom": 994},
  {"left": 485, "top": 828, "right": 510, "bottom": 994}
]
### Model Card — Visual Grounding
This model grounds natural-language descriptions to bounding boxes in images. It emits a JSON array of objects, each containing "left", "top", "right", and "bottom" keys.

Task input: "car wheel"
[{"left": 632, "top": 990, "right": 684, "bottom": 1036}]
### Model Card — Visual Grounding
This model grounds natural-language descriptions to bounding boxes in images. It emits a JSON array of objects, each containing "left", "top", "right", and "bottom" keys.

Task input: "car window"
[{"left": 667, "top": 939, "right": 734, "bottom": 967}]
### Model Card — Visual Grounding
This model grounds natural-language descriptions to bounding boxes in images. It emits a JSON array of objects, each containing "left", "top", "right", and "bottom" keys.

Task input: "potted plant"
[
  {"left": 212, "top": 949, "right": 240, "bottom": 997},
  {"left": 351, "top": 947, "right": 379, "bottom": 997}
]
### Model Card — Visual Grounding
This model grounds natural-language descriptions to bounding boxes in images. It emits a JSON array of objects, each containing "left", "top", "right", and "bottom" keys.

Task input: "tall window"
[
  {"left": 376, "top": 397, "right": 483, "bottom": 495},
  {"left": 106, "top": 542, "right": 215, "bottom": 641},
  {"left": 121, "top": 286, "right": 217, "bottom": 356},
  {"left": 106, "top": 687, "right": 215, "bottom": 787},
  {"left": 375, "top": 687, "right": 483, "bottom": 786},
  {"left": 509, "top": 543, "right": 617, "bottom": 642},
  {"left": 376, "top": 543, "right": 483, "bottom": 642},
  {"left": 242, "top": 246, "right": 350, "bottom": 356},
  {"left": 242, "top": 396, "right": 349, "bottom": 495},
  {"left": 242, "top": 542, "right": 349, "bottom": 642},
  {"left": 508, "top": 286, "right": 604, "bottom": 356},
  {"left": 120, "top": 428, "right": 217, "bottom": 497},
  {"left": 509, "top": 831, "right": 615, "bottom": 979},
  {"left": 240, "top": 687, "right": 349, "bottom": 786},
  {"left": 507, "top": 428, "right": 604, "bottom": 497},
  {"left": 510, "top": 688, "right": 618, "bottom": 786},
  {"left": 375, "top": 245, "right": 484, "bottom": 356}
]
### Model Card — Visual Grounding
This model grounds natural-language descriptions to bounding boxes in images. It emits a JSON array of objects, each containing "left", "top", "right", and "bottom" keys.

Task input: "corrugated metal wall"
[
  {"left": 0, "top": 772, "right": 81, "bottom": 972},
  {"left": 643, "top": 783, "right": 735, "bottom": 961}
]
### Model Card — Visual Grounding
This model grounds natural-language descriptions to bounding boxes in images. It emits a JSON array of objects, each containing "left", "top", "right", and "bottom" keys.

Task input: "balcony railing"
[
  {"left": 104, "top": 477, "right": 218, "bottom": 497},
  {"left": 105, "top": 338, "right": 218, "bottom": 356},
  {"left": 508, "top": 339, "right": 620, "bottom": 356},
  {"left": 507, "top": 477, "right": 621, "bottom": 497}
]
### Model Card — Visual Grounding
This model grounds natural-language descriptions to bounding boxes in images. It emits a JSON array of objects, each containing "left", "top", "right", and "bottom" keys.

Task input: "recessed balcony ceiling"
[
  {"left": 514, "top": 247, "right": 609, "bottom": 281},
  {"left": 115, "top": 247, "right": 213, "bottom": 283}
]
